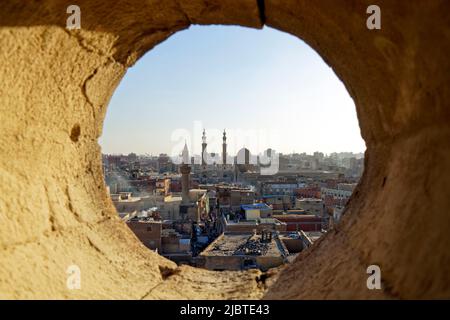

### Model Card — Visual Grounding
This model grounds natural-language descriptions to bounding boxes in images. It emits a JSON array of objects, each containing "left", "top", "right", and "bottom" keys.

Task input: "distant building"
[
  {"left": 295, "top": 198, "right": 325, "bottom": 217},
  {"left": 261, "top": 181, "right": 299, "bottom": 196},
  {"left": 241, "top": 203, "right": 273, "bottom": 220},
  {"left": 159, "top": 229, "right": 192, "bottom": 265},
  {"left": 221, "top": 215, "right": 286, "bottom": 234},
  {"left": 198, "top": 232, "right": 288, "bottom": 271},
  {"left": 294, "top": 186, "right": 321, "bottom": 199},
  {"left": 261, "top": 194, "right": 292, "bottom": 210},
  {"left": 111, "top": 192, "right": 145, "bottom": 215},
  {"left": 155, "top": 177, "right": 171, "bottom": 196},
  {"left": 180, "top": 142, "right": 191, "bottom": 205},
  {"left": 321, "top": 183, "right": 356, "bottom": 200},
  {"left": 273, "top": 214, "right": 323, "bottom": 232},
  {"left": 126, "top": 216, "right": 162, "bottom": 251},
  {"left": 159, "top": 195, "right": 182, "bottom": 220},
  {"left": 216, "top": 185, "right": 255, "bottom": 213},
  {"left": 158, "top": 153, "right": 173, "bottom": 173},
  {"left": 111, "top": 192, "right": 181, "bottom": 220},
  {"left": 170, "top": 176, "right": 182, "bottom": 192},
  {"left": 321, "top": 183, "right": 356, "bottom": 218}
]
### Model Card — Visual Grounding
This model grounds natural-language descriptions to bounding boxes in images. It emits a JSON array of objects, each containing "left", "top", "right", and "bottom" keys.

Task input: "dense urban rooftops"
[{"left": 201, "top": 233, "right": 285, "bottom": 257}]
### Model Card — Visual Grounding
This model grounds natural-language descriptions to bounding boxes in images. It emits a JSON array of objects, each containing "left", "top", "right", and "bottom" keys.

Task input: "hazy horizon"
[
  {"left": 99, "top": 25, "right": 366, "bottom": 156},
  {"left": 102, "top": 150, "right": 365, "bottom": 158}
]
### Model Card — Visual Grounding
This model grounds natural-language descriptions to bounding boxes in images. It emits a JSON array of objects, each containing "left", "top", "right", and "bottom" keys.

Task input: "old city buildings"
[{"left": 103, "top": 131, "right": 362, "bottom": 271}]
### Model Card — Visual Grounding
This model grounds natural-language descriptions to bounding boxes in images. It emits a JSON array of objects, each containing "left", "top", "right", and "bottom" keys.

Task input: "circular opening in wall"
[
  {"left": 2, "top": 0, "right": 447, "bottom": 301},
  {"left": 99, "top": 25, "right": 366, "bottom": 272}
]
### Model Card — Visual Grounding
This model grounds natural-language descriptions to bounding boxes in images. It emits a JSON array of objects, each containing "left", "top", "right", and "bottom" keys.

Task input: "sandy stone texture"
[{"left": 0, "top": 0, "right": 449, "bottom": 299}]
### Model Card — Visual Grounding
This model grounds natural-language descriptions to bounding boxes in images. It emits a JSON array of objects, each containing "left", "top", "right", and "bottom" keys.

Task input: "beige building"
[
  {"left": 158, "top": 195, "right": 182, "bottom": 220},
  {"left": 111, "top": 192, "right": 182, "bottom": 220},
  {"left": 241, "top": 203, "right": 273, "bottom": 220},
  {"left": 295, "top": 198, "right": 325, "bottom": 217},
  {"left": 126, "top": 218, "right": 162, "bottom": 252},
  {"left": 111, "top": 192, "right": 144, "bottom": 215}
]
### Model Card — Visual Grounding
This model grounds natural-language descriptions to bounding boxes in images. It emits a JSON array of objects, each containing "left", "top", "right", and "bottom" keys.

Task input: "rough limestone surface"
[{"left": 0, "top": 0, "right": 449, "bottom": 299}]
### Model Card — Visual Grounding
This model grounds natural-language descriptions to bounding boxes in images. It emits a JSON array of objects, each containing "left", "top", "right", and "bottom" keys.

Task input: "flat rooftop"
[
  {"left": 297, "top": 198, "right": 323, "bottom": 202},
  {"left": 202, "top": 233, "right": 283, "bottom": 257},
  {"left": 127, "top": 216, "right": 161, "bottom": 224},
  {"left": 225, "top": 218, "right": 285, "bottom": 226},
  {"left": 273, "top": 214, "right": 321, "bottom": 220},
  {"left": 111, "top": 196, "right": 141, "bottom": 202},
  {"left": 164, "top": 196, "right": 182, "bottom": 202},
  {"left": 241, "top": 203, "right": 271, "bottom": 210}
]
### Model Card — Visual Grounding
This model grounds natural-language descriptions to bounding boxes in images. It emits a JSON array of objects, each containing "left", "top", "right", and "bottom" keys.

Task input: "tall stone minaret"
[
  {"left": 180, "top": 142, "right": 191, "bottom": 205},
  {"left": 222, "top": 129, "right": 227, "bottom": 167},
  {"left": 201, "top": 129, "right": 207, "bottom": 166}
]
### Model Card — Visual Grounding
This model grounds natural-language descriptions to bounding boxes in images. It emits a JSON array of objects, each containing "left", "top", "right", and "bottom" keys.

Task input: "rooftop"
[
  {"left": 284, "top": 209, "right": 307, "bottom": 214},
  {"left": 273, "top": 214, "right": 322, "bottom": 222},
  {"left": 241, "top": 203, "right": 272, "bottom": 211},
  {"left": 164, "top": 195, "right": 182, "bottom": 202},
  {"left": 226, "top": 218, "right": 285, "bottom": 226},
  {"left": 111, "top": 194, "right": 141, "bottom": 202},
  {"left": 127, "top": 216, "right": 161, "bottom": 224},
  {"left": 201, "top": 233, "right": 284, "bottom": 257},
  {"left": 261, "top": 194, "right": 290, "bottom": 198},
  {"left": 297, "top": 198, "right": 323, "bottom": 202}
]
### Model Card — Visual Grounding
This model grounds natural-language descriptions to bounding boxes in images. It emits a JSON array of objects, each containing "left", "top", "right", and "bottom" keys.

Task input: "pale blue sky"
[{"left": 99, "top": 25, "right": 366, "bottom": 157}]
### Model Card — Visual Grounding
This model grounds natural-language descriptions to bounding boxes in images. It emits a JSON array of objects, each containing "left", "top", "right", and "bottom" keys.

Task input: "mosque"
[
  {"left": 193, "top": 129, "right": 257, "bottom": 184},
  {"left": 178, "top": 129, "right": 258, "bottom": 221}
]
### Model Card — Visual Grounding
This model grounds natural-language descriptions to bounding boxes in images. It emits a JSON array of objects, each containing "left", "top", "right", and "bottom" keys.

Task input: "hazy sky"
[{"left": 99, "top": 25, "right": 366, "bottom": 157}]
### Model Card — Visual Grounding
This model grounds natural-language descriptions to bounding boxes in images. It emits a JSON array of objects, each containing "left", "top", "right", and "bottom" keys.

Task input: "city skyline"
[
  {"left": 102, "top": 148, "right": 365, "bottom": 158},
  {"left": 99, "top": 25, "right": 366, "bottom": 156},
  {"left": 102, "top": 126, "right": 365, "bottom": 158}
]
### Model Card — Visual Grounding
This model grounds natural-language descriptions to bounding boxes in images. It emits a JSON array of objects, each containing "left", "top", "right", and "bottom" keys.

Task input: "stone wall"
[{"left": 0, "top": 0, "right": 449, "bottom": 299}]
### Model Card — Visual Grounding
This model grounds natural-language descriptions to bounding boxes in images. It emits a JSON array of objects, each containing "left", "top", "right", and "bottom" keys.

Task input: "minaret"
[
  {"left": 201, "top": 129, "right": 207, "bottom": 166},
  {"left": 222, "top": 129, "right": 227, "bottom": 167},
  {"left": 180, "top": 142, "right": 191, "bottom": 205}
]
